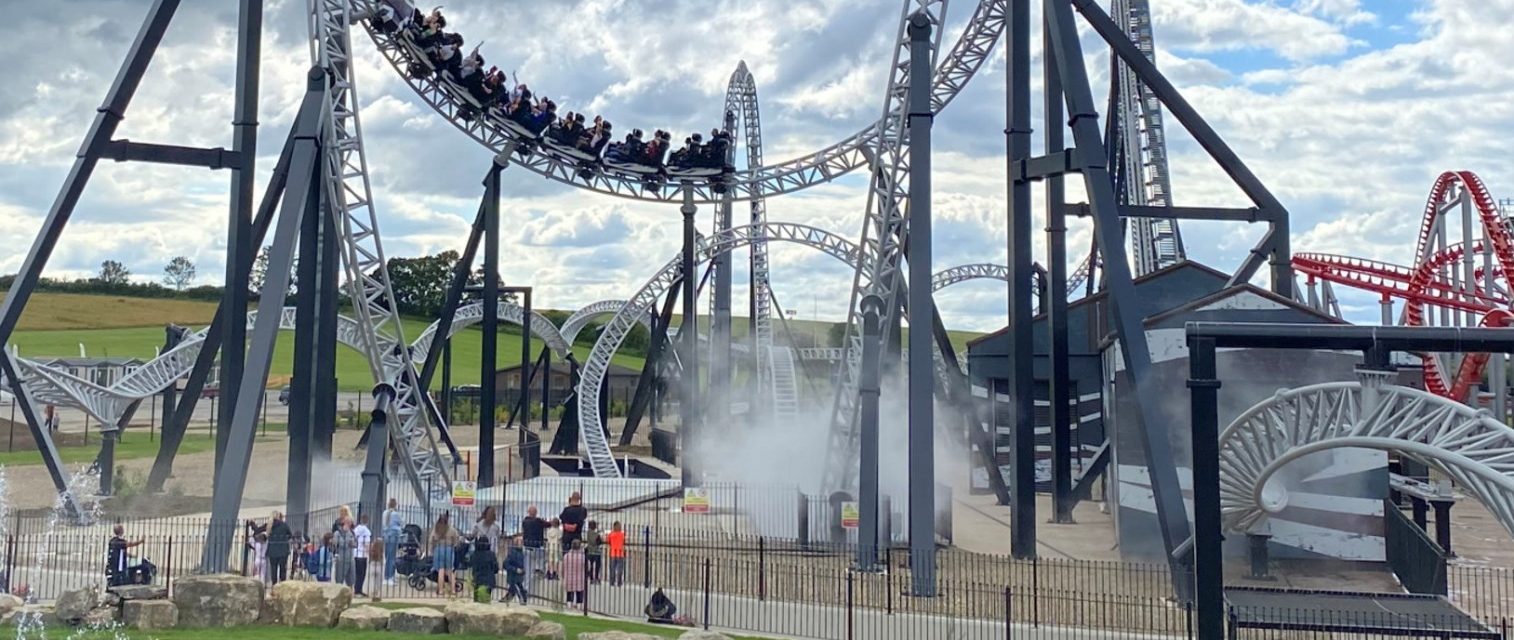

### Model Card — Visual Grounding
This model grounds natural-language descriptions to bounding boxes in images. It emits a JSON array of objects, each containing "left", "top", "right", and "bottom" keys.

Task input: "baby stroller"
[{"left": 394, "top": 524, "right": 427, "bottom": 582}]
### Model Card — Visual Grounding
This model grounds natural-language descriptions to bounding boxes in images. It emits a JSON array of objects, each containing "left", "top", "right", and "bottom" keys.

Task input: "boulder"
[
  {"left": 0, "top": 594, "right": 24, "bottom": 617},
  {"left": 679, "top": 632, "right": 733, "bottom": 640},
  {"left": 81, "top": 606, "right": 118, "bottom": 627},
  {"left": 389, "top": 607, "right": 447, "bottom": 634},
  {"left": 578, "top": 632, "right": 664, "bottom": 640},
  {"left": 122, "top": 600, "right": 178, "bottom": 631},
  {"left": 170, "top": 574, "right": 263, "bottom": 628},
  {"left": 443, "top": 601, "right": 540, "bottom": 635},
  {"left": 337, "top": 605, "right": 391, "bottom": 631},
  {"left": 54, "top": 586, "right": 100, "bottom": 624},
  {"left": 3, "top": 604, "right": 55, "bottom": 627},
  {"left": 108, "top": 585, "right": 168, "bottom": 601},
  {"left": 525, "top": 620, "right": 567, "bottom": 640},
  {"left": 267, "top": 580, "right": 352, "bottom": 627}
]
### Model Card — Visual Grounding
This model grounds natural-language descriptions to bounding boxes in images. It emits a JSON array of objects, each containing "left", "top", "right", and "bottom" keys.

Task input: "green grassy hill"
[{"left": 6, "top": 292, "right": 986, "bottom": 392}]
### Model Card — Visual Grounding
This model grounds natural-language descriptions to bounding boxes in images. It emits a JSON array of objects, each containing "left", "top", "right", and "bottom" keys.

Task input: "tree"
[
  {"left": 95, "top": 260, "right": 130, "bottom": 286},
  {"left": 385, "top": 250, "right": 458, "bottom": 317},
  {"left": 162, "top": 256, "right": 197, "bottom": 291},
  {"left": 827, "top": 322, "right": 848, "bottom": 347}
]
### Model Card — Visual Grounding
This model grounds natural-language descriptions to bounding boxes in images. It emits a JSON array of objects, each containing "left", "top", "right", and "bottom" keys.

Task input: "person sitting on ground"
[
  {"left": 469, "top": 537, "right": 498, "bottom": 603},
  {"left": 107, "top": 525, "right": 145, "bottom": 587},
  {"left": 645, "top": 588, "right": 678, "bottom": 624}
]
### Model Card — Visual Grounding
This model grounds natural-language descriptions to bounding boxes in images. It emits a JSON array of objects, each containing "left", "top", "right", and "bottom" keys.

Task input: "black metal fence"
[{"left": 1386, "top": 498, "right": 1448, "bottom": 595}]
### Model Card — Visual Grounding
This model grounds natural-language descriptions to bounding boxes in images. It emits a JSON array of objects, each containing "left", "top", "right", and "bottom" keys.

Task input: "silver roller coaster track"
[
  {"left": 361, "top": 0, "right": 1006, "bottom": 205},
  {"left": 1112, "top": 0, "right": 1184, "bottom": 276},
  {"left": 821, "top": 0, "right": 951, "bottom": 493},
  {"left": 8, "top": 301, "right": 565, "bottom": 433},
  {"left": 724, "top": 62, "right": 774, "bottom": 408},
  {"left": 312, "top": 0, "right": 447, "bottom": 504}
]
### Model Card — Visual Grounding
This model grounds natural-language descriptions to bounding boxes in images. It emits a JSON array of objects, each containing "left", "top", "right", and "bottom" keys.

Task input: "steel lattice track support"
[
  {"left": 311, "top": 0, "right": 448, "bottom": 511},
  {"left": 725, "top": 63, "right": 775, "bottom": 414},
  {"left": 1110, "top": 0, "right": 1184, "bottom": 275},
  {"left": 820, "top": 0, "right": 951, "bottom": 496}
]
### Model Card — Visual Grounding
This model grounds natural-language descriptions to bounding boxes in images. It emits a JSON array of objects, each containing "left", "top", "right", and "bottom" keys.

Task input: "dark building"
[
  {"left": 494, "top": 361, "right": 641, "bottom": 407},
  {"left": 967, "top": 261, "right": 1388, "bottom": 562}
]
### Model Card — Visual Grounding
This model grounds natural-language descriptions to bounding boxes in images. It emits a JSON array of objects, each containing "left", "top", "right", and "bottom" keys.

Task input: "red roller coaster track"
[{"left": 1293, "top": 171, "right": 1514, "bottom": 401}]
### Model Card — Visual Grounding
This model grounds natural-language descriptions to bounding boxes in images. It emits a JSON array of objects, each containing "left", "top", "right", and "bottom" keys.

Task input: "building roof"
[
  {"left": 36, "top": 357, "right": 146, "bottom": 368},
  {"left": 495, "top": 361, "right": 641, "bottom": 377},
  {"left": 966, "top": 260, "right": 1233, "bottom": 349}
]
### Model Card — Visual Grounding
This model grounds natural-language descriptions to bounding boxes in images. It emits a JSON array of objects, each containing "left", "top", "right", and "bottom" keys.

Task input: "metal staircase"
[{"left": 768, "top": 346, "right": 801, "bottom": 423}]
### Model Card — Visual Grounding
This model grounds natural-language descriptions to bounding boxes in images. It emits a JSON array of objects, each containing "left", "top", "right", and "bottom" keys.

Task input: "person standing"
[
  {"left": 471, "top": 506, "right": 502, "bottom": 553},
  {"left": 382, "top": 498, "right": 403, "bottom": 585},
  {"left": 583, "top": 520, "right": 603, "bottom": 584},
  {"left": 332, "top": 519, "right": 357, "bottom": 589},
  {"left": 107, "top": 524, "right": 144, "bottom": 587},
  {"left": 333, "top": 505, "right": 353, "bottom": 534},
  {"left": 430, "top": 512, "right": 460, "bottom": 598},
  {"left": 544, "top": 519, "right": 562, "bottom": 581},
  {"left": 503, "top": 534, "right": 528, "bottom": 604},
  {"left": 606, "top": 521, "right": 627, "bottom": 587},
  {"left": 353, "top": 514, "right": 372, "bottom": 596},
  {"left": 521, "top": 505, "right": 546, "bottom": 580},
  {"left": 562, "top": 541, "right": 586, "bottom": 606},
  {"left": 469, "top": 538, "right": 498, "bottom": 603},
  {"left": 558, "top": 492, "right": 588, "bottom": 548},
  {"left": 43, "top": 404, "right": 59, "bottom": 432},
  {"left": 266, "top": 512, "right": 293, "bottom": 585}
]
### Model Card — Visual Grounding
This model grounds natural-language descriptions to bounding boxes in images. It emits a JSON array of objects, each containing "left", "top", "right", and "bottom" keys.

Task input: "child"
[
  {"left": 583, "top": 521, "right": 603, "bottom": 584},
  {"left": 307, "top": 534, "right": 333, "bottom": 582},
  {"left": 251, "top": 532, "right": 268, "bottom": 583},
  {"left": 544, "top": 519, "right": 562, "bottom": 580},
  {"left": 503, "top": 534, "right": 528, "bottom": 605},
  {"left": 606, "top": 521, "right": 627, "bottom": 587},
  {"left": 469, "top": 537, "right": 498, "bottom": 603}
]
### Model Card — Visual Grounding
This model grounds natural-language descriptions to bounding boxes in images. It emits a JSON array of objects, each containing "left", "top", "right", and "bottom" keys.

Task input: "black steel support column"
[
  {"left": 314, "top": 197, "right": 339, "bottom": 461},
  {"left": 680, "top": 185, "right": 700, "bottom": 486},
  {"left": 856, "top": 295, "right": 884, "bottom": 572},
  {"left": 1007, "top": 0, "right": 1038, "bottom": 558},
  {"left": 441, "top": 341, "right": 453, "bottom": 423},
  {"left": 1186, "top": 336, "right": 1222, "bottom": 640},
  {"left": 1044, "top": 10, "right": 1074, "bottom": 525},
  {"left": 218, "top": 0, "right": 263, "bottom": 471},
  {"left": 541, "top": 345, "right": 551, "bottom": 433},
  {"left": 359, "top": 384, "right": 396, "bottom": 521},
  {"left": 146, "top": 119, "right": 299, "bottom": 493},
  {"left": 287, "top": 169, "right": 321, "bottom": 528},
  {"left": 1046, "top": 0, "right": 1193, "bottom": 595},
  {"left": 0, "top": 0, "right": 182, "bottom": 365},
  {"left": 479, "top": 167, "right": 501, "bottom": 487},
  {"left": 905, "top": 12, "right": 937, "bottom": 597},
  {"left": 519, "top": 288, "right": 533, "bottom": 476},
  {"left": 203, "top": 68, "right": 325, "bottom": 572}
]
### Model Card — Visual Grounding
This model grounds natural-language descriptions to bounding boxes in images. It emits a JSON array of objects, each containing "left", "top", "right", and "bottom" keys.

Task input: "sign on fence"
[
  {"left": 683, "top": 487, "right": 711, "bottom": 514},
  {"left": 451, "top": 481, "right": 477, "bottom": 507},
  {"left": 840, "top": 501, "right": 860, "bottom": 529}
]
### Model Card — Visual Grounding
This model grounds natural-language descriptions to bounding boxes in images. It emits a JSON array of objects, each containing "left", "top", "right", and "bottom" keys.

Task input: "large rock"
[
  {"left": 679, "top": 632, "right": 732, "bottom": 640},
  {"left": 122, "top": 600, "right": 178, "bottom": 631},
  {"left": 338, "top": 605, "right": 391, "bottom": 631},
  {"left": 267, "top": 580, "right": 352, "bottom": 627},
  {"left": 0, "top": 594, "right": 24, "bottom": 618},
  {"left": 108, "top": 585, "right": 168, "bottom": 601},
  {"left": 3, "top": 604, "right": 55, "bottom": 627},
  {"left": 171, "top": 574, "right": 263, "bottom": 628},
  {"left": 443, "top": 602, "right": 540, "bottom": 635},
  {"left": 578, "top": 632, "right": 664, "bottom": 640},
  {"left": 81, "top": 606, "right": 117, "bottom": 627},
  {"left": 526, "top": 620, "right": 567, "bottom": 640},
  {"left": 54, "top": 586, "right": 99, "bottom": 624},
  {"left": 389, "top": 607, "right": 447, "bottom": 634}
]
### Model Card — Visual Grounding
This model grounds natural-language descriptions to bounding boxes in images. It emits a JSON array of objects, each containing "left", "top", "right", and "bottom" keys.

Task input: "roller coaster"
[{"left": 1, "top": 0, "right": 1315, "bottom": 612}]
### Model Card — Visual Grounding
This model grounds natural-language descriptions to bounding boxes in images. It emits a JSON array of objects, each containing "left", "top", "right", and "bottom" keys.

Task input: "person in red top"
[{"left": 606, "top": 521, "right": 627, "bottom": 587}]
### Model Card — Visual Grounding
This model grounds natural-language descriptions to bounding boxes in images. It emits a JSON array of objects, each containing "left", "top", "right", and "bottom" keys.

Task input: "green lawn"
[
  {"left": 10, "top": 319, "right": 647, "bottom": 393},
  {"left": 0, "top": 430, "right": 275, "bottom": 467}
]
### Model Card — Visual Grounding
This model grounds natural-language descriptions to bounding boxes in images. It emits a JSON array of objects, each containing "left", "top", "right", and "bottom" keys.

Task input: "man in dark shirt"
[
  {"left": 520, "top": 505, "right": 546, "bottom": 581},
  {"left": 107, "top": 524, "right": 144, "bottom": 586},
  {"left": 558, "top": 492, "right": 589, "bottom": 547}
]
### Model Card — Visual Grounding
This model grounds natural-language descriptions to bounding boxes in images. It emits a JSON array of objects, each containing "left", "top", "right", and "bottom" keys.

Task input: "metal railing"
[{"left": 1385, "top": 498, "right": 1448, "bottom": 595}]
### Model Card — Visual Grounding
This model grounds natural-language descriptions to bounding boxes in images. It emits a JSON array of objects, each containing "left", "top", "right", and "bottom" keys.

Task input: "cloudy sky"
[{"left": 2, "top": 0, "right": 1511, "bottom": 331}]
